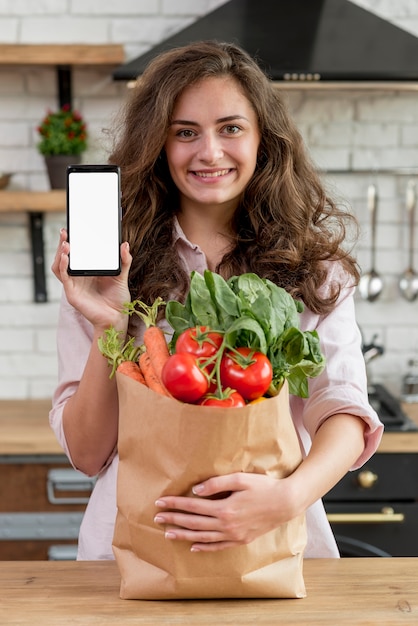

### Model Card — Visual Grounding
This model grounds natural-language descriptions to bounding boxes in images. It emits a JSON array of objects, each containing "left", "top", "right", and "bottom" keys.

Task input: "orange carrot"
[
  {"left": 143, "top": 325, "right": 170, "bottom": 379},
  {"left": 139, "top": 352, "right": 171, "bottom": 397},
  {"left": 117, "top": 360, "right": 146, "bottom": 385}
]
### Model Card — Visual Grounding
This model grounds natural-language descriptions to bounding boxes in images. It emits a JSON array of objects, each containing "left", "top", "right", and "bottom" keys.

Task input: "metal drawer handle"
[
  {"left": 357, "top": 470, "right": 378, "bottom": 489},
  {"left": 327, "top": 507, "right": 405, "bottom": 524},
  {"left": 47, "top": 469, "right": 96, "bottom": 505}
]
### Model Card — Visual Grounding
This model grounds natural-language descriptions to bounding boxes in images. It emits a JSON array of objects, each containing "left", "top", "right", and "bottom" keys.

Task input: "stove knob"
[{"left": 357, "top": 469, "right": 378, "bottom": 488}]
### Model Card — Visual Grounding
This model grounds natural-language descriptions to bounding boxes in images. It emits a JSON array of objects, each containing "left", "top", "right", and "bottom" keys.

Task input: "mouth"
[{"left": 191, "top": 169, "right": 232, "bottom": 178}]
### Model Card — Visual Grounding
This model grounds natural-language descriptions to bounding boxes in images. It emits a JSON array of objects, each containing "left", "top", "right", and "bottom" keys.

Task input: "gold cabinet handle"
[
  {"left": 327, "top": 507, "right": 404, "bottom": 524},
  {"left": 357, "top": 469, "right": 378, "bottom": 488}
]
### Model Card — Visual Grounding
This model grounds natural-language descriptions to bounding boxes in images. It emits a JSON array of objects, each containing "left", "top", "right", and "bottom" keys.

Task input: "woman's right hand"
[{"left": 51, "top": 228, "right": 132, "bottom": 331}]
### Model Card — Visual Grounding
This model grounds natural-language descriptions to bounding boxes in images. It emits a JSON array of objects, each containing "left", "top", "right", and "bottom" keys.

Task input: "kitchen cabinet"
[
  {"left": 324, "top": 402, "right": 418, "bottom": 556},
  {"left": 325, "top": 452, "right": 418, "bottom": 556},
  {"left": 0, "top": 400, "right": 94, "bottom": 560},
  {"left": 2, "top": 399, "right": 418, "bottom": 560}
]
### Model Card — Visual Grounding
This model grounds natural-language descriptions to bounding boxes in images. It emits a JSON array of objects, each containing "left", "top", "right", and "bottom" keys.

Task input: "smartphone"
[{"left": 66, "top": 164, "right": 121, "bottom": 275}]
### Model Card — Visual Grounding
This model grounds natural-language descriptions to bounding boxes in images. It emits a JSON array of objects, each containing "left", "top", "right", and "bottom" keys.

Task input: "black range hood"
[{"left": 113, "top": 0, "right": 418, "bottom": 84}]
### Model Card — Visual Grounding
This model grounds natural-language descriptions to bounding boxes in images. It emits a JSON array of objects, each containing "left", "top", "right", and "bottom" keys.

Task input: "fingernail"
[
  {"left": 154, "top": 515, "right": 165, "bottom": 523},
  {"left": 165, "top": 531, "right": 176, "bottom": 539},
  {"left": 192, "top": 484, "right": 204, "bottom": 495},
  {"left": 155, "top": 499, "right": 166, "bottom": 507},
  {"left": 191, "top": 546, "right": 201, "bottom": 552}
]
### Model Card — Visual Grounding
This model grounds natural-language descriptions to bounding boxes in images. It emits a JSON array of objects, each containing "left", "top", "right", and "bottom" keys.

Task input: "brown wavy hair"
[{"left": 109, "top": 40, "right": 360, "bottom": 314}]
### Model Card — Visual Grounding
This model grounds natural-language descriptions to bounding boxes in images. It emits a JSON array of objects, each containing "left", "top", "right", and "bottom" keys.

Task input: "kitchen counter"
[
  {"left": 0, "top": 399, "right": 61, "bottom": 456},
  {"left": 0, "top": 558, "right": 416, "bottom": 625},
  {"left": 379, "top": 402, "right": 418, "bottom": 453},
  {"left": 1, "top": 398, "right": 418, "bottom": 456}
]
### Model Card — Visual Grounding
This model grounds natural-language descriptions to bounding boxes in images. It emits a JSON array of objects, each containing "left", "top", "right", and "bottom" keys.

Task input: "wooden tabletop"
[
  {"left": 0, "top": 558, "right": 416, "bottom": 625},
  {"left": 1, "top": 398, "right": 418, "bottom": 456}
]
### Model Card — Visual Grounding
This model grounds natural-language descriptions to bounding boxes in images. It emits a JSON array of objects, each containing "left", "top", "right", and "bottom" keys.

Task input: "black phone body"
[{"left": 66, "top": 164, "right": 121, "bottom": 275}]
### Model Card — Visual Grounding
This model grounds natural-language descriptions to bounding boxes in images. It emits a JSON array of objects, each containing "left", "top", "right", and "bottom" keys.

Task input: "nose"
[{"left": 197, "top": 132, "right": 223, "bottom": 163}]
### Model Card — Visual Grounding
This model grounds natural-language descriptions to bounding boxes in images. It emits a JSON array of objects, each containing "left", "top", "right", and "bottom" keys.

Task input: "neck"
[{"left": 177, "top": 209, "right": 234, "bottom": 272}]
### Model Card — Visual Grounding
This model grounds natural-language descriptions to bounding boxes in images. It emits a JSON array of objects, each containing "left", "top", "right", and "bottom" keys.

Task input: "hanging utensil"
[
  {"left": 398, "top": 180, "right": 418, "bottom": 302},
  {"left": 358, "top": 183, "right": 384, "bottom": 302}
]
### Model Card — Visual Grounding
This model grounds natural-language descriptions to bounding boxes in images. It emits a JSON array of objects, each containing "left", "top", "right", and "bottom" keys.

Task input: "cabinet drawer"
[
  {"left": 0, "top": 457, "right": 95, "bottom": 512},
  {"left": 0, "top": 539, "right": 78, "bottom": 561},
  {"left": 325, "top": 453, "right": 418, "bottom": 502},
  {"left": 0, "top": 456, "right": 95, "bottom": 560},
  {"left": 326, "top": 502, "right": 418, "bottom": 557}
]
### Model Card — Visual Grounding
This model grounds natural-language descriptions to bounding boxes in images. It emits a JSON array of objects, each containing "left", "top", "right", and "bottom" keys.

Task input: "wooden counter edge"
[
  {"left": 0, "top": 44, "right": 125, "bottom": 65},
  {"left": 379, "top": 401, "right": 418, "bottom": 453},
  {"left": 1, "top": 399, "right": 418, "bottom": 456},
  {"left": 0, "top": 558, "right": 416, "bottom": 625},
  {"left": 0, "top": 190, "right": 66, "bottom": 213}
]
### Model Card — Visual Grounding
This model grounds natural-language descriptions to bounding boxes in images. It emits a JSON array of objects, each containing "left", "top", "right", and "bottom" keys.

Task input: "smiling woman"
[
  {"left": 164, "top": 75, "right": 261, "bottom": 268},
  {"left": 49, "top": 40, "right": 383, "bottom": 566},
  {"left": 165, "top": 76, "right": 260, "bottom": 213}
]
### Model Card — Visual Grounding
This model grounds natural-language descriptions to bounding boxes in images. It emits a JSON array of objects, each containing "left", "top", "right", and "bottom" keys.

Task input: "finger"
[
  {"left": 120, "top": 241, "right": 131, "bottom": 265},
  {"left": 192, "top": 473, "right": 246, "bottom": 497},
  {"left": 191, "top": 540, "right": 238, "bottom": 552},
  {"left": 51, "top": 229, "right": 68, "bottom": 278},
  {"left": 154, "top": 510, "right": 219, "bottom": 531},
  {"left": 164, "top": 527, "right": 225, "bottom": 544},
  {"left": 155, "top": 496, "right": 221, "bottom": 517},
  {"left": 119, "top": 242, "right": 132, "bottom": 282},
  {"left": 59, "top": 243, "right": 70, "bottom": 278},
  {"left": 52, "top": 241, "right": 70, "bottom": 281}
]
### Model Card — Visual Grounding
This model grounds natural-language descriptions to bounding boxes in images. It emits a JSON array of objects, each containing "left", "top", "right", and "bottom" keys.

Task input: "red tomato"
[
  {"left": 197, "top": 390, "right": 246, "bottom": 408},
  {"left": 175, "top": 326, "right": 223, "bottom": 359},
  {"left": 161, "top": 353, "right": 208, "bottom": 403},
  {"left": 219, "top": 347, "right": 273, "bottom": 401}
]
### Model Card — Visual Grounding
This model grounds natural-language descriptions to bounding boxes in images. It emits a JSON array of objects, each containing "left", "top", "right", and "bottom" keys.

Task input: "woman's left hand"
[{"left": 153, "top": 472, "right": 298, "bottom": 552}]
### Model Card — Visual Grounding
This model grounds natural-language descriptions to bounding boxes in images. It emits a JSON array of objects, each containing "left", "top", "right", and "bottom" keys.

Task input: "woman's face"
[{"left": 164, "top": 76, "right": 260, "bottom": 216}]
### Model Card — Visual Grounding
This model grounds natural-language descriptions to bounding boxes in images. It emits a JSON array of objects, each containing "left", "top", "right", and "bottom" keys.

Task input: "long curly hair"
[{"left": 109, "top": 40, "right": 360, "bottom": 314}]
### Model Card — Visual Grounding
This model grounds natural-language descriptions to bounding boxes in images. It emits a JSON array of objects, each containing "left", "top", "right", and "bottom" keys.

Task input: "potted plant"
[{"left": 37, "top": 104, "right": 88, "bottom": 188}]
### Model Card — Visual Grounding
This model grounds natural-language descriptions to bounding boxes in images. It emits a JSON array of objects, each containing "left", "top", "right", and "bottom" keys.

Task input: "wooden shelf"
[
  {"left": 0, "top": 44, "right": 124, "bottom": 66},
  {"left": 0, "top": 43, "right": 125, "bottom": 302},
  {"left": 0, "top": 192, "right": 66, "bottom": 302},
  {"left": 0, "top": 190, "right": 65, "bottom": 213}
]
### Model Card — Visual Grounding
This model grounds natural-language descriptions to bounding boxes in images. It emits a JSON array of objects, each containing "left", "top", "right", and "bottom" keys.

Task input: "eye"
[
  {"left": 222, "top": 124, "right": 241, "bottom": 135},
  {"left": 176, "top": 129, "right": 196, "bottom": 139}
]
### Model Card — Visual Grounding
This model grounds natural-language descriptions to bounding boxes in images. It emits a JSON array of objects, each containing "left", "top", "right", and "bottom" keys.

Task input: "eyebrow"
[{"left": 170, "top": 115, "right": 250, "bottom": 126}]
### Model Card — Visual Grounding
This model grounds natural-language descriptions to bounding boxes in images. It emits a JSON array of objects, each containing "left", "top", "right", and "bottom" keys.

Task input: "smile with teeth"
[{"left": 193, "top": 169, "right": 231, "bottom": 178}]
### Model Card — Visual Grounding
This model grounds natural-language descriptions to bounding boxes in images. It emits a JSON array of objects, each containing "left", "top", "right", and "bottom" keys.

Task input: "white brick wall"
[{"left": 0, "top": 0, "right": 417, "bottom": 398}]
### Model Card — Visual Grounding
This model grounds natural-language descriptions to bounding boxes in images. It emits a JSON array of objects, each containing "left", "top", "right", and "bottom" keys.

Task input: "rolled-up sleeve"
[
  {"left": 49, "top": 291, "right": 117, "bottom": 471},
  {"left": 290, "top": 266, "right": 384, "bottom": 470}
]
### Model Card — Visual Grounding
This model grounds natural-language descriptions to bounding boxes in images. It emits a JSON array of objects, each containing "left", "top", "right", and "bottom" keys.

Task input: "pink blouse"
[{"left": 50, "top": 221, "right": 383, "bottom": 560}]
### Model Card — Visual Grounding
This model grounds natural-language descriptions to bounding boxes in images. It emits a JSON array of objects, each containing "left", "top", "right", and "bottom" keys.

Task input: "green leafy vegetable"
[{"left": 165, "top": 270, "right": 325, "bottom": 398}]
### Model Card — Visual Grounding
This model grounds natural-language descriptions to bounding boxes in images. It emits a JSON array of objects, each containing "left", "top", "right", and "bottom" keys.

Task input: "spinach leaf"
[
  {"left": 187, "top": 271, "right": 221, "bottom": 328},
  {"left": 204, "top": 270, "right": 240, "bottom": 328},
  {"left": 165, "top": 270, "right": 326, "bottom": 398},
  {"left": 228, "top": 273, "right": 273, "bottom": 339},
  {"left": 224, "top": 316, "right": 267, "bottom": 354}
]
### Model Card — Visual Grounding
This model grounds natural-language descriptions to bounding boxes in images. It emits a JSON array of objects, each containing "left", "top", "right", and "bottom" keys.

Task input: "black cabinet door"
[{"left": 326, "top": 502, "right": 418, "bottom": 556}]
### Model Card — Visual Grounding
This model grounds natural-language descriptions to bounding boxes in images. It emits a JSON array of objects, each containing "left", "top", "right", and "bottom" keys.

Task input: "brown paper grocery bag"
[{"left": 113, "top": 373, "right": 307, "bottom": 600}]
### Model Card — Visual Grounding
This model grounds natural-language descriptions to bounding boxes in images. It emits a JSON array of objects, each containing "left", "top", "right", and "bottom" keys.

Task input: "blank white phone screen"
[{"left": 68, "top": 171, "right": 120, "bottom": 272}]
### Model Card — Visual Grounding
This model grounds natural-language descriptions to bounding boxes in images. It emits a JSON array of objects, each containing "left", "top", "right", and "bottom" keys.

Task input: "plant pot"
[{"left": 44, "top": 155, "right": 81, "bottom": 189}]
